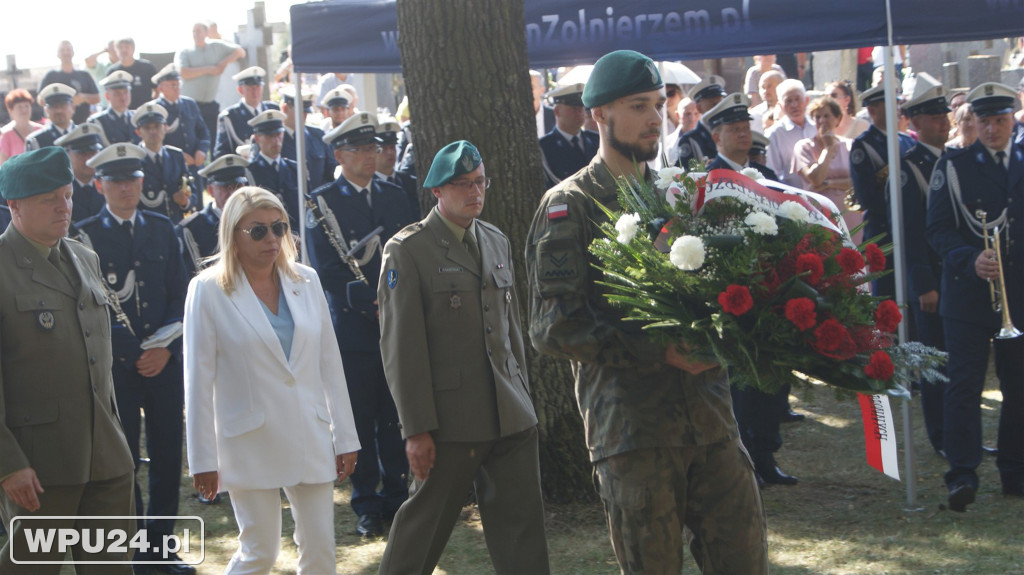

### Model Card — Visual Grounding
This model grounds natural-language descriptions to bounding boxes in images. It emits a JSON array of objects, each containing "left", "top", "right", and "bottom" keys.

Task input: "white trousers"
[{"left": 225, "top": 482, "right": 336, "bottom": 575}]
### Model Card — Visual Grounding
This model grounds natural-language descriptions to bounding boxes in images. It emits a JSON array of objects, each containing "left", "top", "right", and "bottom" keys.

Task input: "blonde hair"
[{"left": 211, "top": 186, "right": 300, "bottom": 293}]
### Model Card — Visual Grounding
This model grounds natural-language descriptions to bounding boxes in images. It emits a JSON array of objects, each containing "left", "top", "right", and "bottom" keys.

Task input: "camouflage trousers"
[{"left": 595, "top": 438, "right": 768, "bottom": 574}]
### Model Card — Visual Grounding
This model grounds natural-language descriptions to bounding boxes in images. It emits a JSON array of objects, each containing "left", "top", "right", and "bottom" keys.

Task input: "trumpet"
[{"left": 976, "top": 210, "right": 1021, "bottom": 339}]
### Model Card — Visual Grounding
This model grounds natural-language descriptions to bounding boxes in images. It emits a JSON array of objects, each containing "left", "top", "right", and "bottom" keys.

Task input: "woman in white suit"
[{"left": 183, "top": 187, "right": 359, "bottom": 574}]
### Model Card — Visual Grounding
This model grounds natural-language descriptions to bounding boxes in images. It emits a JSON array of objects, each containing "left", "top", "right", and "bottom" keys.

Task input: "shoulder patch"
[
  {"left": 851, "top": 148, "right": 865, "bottom": 165},
  {"left": 165, "top": 145, "right": 183, "bottom": 153},
  {"left": 929, "top": 168, "right": 945, "bottom": 191},
  {"left": 547, "top": 203, "right": 569, "bottom": 220},
  {"left": 386, "top": 268, "right": 398, "bottom": 289}
]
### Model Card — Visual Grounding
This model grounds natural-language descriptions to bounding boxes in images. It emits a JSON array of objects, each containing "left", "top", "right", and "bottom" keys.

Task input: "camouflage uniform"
[{"left": 525, "top": 156, "right": 768, "bottom": 574}]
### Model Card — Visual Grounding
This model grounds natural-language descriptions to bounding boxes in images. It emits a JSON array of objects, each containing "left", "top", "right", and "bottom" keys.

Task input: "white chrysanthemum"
[
  {"left": 740, "top": 167, "right": 764, "bottom": 180},
  {"left": 669, "top": 235, "right": 705, "bottom": 270},
  {"left": 744, "top": 211, "right": 778, "bottom": 235},
  {"left": 614, "top": 213, "right": 642, "bottom": 244},
  {"left": 778, "top": 200, "right": 810, "bottom": 223},
  {"left": 656, "top": 166, "right": 685, "bottom": 189}
]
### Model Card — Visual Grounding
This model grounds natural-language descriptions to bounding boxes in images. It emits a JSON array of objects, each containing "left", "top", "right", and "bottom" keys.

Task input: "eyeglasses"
[
  {"left": 340, "top": 145, "right": 382, "bottom": 155},
  {"left": 239, "top": 221, "right": 288, "bottom": 241},
  {"left": 447, "top": 177, "right": 491, "bottom": 192}
]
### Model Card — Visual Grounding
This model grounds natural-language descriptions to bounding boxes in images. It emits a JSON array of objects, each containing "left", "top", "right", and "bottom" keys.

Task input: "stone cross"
[
  {"left": 3, "top": 55, "right": 28, "bottom": 90},
  {"left": 236, "top": 2, "right": 274, "bottom": 100}
]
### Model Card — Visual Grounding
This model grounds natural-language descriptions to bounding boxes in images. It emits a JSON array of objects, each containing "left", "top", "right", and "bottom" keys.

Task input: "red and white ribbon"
[{"left": 858, "top": 393, "right": 900, "bottom": 480}]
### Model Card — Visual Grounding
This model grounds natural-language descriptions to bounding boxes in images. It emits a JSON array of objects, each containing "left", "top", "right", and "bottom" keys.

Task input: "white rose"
[
  {"left": 744, "top": 211, "right": 779, "bottom": 235},
  {"left": 656, "top": 166, "right": 685, "bottom": 189},
  {"left": 669, "top": 235, "right": 705, "bottom": 270},
  {"left": 740, "top": 167, "right": 764, "bottom": 180},
  {"left": 778, "top": 200, "right": 810, "bottom": 223},
  {"left": 614, "top": 213, "right": 642, "bottom": 244}
]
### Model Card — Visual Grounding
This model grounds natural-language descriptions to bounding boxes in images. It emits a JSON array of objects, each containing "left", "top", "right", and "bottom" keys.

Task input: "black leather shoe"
[
  {"left": 151, "top": 554, "right": 196, "bottom": 575},
  {"left": 982, "top": 445, "right": 998, "bottom": 456},
  {"left": 782, "top": 410, "right": 806, "bottom": 423},
  {"left": 754, "top": 460, "right": 798, "bottom": 485},
  {"left": 947, "top": 483, "right": 976, "bottom": 512},
  {"left": 357, "top": 513, "right": 385, "bottom": 537}
]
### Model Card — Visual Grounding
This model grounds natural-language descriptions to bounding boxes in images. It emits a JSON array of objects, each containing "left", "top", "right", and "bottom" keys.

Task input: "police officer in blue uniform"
[
  {"left": 675, "top": 75, "right": 726, "bottom": 169},
  {"left": 280, "top": 87, "right": 335, "bottom": 192},
  {"left": 212, "top": 66, "right": 279, "bottom": 159},
  {"left": 539, "top": 83, "right": 599, "bottom": 189},
  {"left": 245, "top": 110, "right": 301, "bottom": 228},
  {"left": 927, "top": 82, "right": 1024, "bottom": 512},
  {"left": 308, "top": 112, "right": 415, "bottom": 537},
  {"left": 75, "top": 143, "right": 192, "bottom": 573},
  {"left": 850, "top": 85, "right": 915, "bottom": 299},
  {"left": 749, "top": 131, "right": 770, "bottom": 167},
  {"left": 89, "top": 71, "right": 137, "bottom": 145},
  {"left": 153, "top": 63, "right": 212, "bottom": 181},
  {"left": 134, "top": 103, "right": 196, "bottom": 224},
  {"left": 24, "top": 84, "right": 77, "bottom": 151},
  {"left": 320, "top": 86, "right": 356, "bottom": 132},
  {"left": 703, "top": 93, "right": 795, "bottom": 486},
  {"left": 893, "top": 73, "right": 951, "bottom": 456},
  {"left": 176, "top": 154, "right": 249, "bottom": 277},
  {"left": 54, "top": 123, "right": 107, "bottom": 224},
  {"left": 375, "top": 116, "right": 420, "bottom": 218}
]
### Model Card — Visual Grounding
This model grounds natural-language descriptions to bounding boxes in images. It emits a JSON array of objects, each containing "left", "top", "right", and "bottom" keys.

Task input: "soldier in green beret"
[
  {"left": 377, "top": 140, "right": 550, "bottom": 574},
  {"left": 525, "top": 50, "right": 768, "bottom": 573},
  {"left": 0, "top": 147, "right": 135, "bottom": 572}
]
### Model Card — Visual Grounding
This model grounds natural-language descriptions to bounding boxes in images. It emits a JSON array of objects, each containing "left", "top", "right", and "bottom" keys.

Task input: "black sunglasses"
[{"left": 239, "top": 221, "right": 288, "bottom": 241}]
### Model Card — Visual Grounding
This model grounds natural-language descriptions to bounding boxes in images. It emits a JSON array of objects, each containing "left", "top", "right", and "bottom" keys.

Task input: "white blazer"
[{"left": 183, "top": 263, "right": 359, "bottom": 490}]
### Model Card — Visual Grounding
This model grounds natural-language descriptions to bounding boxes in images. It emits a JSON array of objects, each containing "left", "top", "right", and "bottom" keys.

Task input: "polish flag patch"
[
  {"left": 547, "top": 203, "right": 569, "bottom": 220},
  {"left": 858, "top": 393, "right": 900, "bottom": 480}
]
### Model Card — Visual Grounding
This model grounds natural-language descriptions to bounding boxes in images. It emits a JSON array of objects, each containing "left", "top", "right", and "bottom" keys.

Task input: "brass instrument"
[
  {"left": 976, "top": 210, "right": 1021, "bottom": 340},
  {"left": 304, "top": 194, "right": 369, "bottom": 285}
]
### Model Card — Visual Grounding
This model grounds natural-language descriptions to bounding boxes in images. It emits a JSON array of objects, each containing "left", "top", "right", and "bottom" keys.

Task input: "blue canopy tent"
[{"left": 288, "top": 0, "right": 1024, "bottom": 507}]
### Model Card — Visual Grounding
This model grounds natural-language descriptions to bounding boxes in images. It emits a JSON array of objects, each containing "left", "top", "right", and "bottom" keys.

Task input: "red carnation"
[
  {"left": 864, "top": 350, "right": 895, "bottom": 380},
  {"left": 874, "top": 300, "right": 903, "bottom": 333},
  {"left": 796, "top": 253, "right": 825, "bottom": 285},
  {"left": 836, "top": 248, "right": 865, "bottom": 275},
  {"left": 785, "top": 298, "right": 817, "bottom": 331},
  {"left": 865, "top": 243, "right": 886, "bottom": 272},
  {"left": 813, "top": 318, "right": 849, "bottom": 352},
  {"left": 718, "top": 285, "right": 754, "bottom": 316}
]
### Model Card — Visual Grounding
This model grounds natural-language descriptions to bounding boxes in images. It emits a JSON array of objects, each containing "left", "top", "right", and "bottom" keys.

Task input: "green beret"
[
  {"left": 422, "top": 140, "right": 482, "bottom": 188},
  {"left": 582, "top": 50, "right": 663, "bottom": 108},
  {"left": 0, "top": 147, "right": 74, "bottom": 201}
]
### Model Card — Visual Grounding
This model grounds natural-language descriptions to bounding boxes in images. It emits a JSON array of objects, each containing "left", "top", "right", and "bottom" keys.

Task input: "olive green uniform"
[
  {"left": 377, "top": 207, "right": 550, "bottom": 574},
  {"left": 0, "top": 226, "right": 135, "bottom": 573},
  {"left": 525, "top": 156, "right": 767, "bottom": 574}
]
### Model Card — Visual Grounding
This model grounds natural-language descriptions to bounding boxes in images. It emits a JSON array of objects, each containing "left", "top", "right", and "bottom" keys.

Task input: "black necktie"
[
  {"left": 122, "top": 219, "right": 133, "bottom": 237},
  {"left": 996, "top": 151, "right": 1007, "bottom": 174},
  {"left": 359, "top": 188, "right": 371, "bottom": 208},
  {"left": 570, "top": 135, "right": 580, "bottom": 153}
]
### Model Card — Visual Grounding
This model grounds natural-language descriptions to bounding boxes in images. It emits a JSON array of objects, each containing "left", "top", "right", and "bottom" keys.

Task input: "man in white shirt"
[{"left": 766, "top": 78, "right": 815, "bottom": 187}]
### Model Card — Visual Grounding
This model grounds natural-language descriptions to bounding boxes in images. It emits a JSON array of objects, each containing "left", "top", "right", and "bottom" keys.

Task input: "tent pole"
[
  {"left": 882, "top": 0, "right": 919, "bottom": 511},
  {"left": 293, "top": 66, "right": 310, "bottom": 264}
]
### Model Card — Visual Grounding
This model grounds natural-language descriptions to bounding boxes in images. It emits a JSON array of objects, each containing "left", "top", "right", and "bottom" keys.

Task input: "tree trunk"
[{"left": 396, "top": 0, "right": 593, "bottom": 502}]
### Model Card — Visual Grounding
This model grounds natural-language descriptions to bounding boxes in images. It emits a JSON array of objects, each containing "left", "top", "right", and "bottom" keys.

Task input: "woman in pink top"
[
  {"left": 793, "top": 96, "right": 862, "bottom": 244},
  {"left": 0, "top": 90, "right": 45, "bottom": 166}
]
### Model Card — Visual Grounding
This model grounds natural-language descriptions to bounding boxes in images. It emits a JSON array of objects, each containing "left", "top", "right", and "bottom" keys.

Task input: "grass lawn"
[{"left": 5, "top": 365, "right": 1023, "bottom": 574}]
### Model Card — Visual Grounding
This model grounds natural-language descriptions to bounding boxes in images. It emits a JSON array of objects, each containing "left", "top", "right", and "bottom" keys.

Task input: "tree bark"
[{"left": 396, "top": 0, "right": 593, "bottom": 502}]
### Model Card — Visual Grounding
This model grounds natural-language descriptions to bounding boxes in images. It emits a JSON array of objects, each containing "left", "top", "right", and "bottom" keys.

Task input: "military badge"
[
  {"left": 851, "top": 148, "right": 865, "bottom": 165},
  {"left": 116, "top": 145, "right": 127, "bottom": 158},
  {"left": 107, "top": 272, "right": 118, "bottom": 285},
  {"left": 387, "top": 269, "right": 398, "bottom": 289},
  {"left": 449, "top": 293, "right": 461, "bottom": 309},
  {"left": 929, "top": 169, "right": 945, "bottom": 191},
  {"left": 460, "top": 153, "right": 474, "bottom": 172},
  {"left": 38, "top": 311, "right": 55, "bottom": 331}
]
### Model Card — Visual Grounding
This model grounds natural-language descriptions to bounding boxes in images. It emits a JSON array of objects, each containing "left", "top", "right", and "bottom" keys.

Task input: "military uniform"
[
  {"left": 850, "top": 122, "right": 915, "bottom": 298},
  {"left": 89, "top": 107, "right": 137, "bottom": 145},
  {"left": 927, "top": 84, "right": 1024, "bottom": 506},
  {"left": 176, "top": 203, "right": 220, "bottom": 277},
  {"left": 157, "top": 95, "right": 211, "bottom": 161},
  {"left": 212, "top": 66, "right": 280, "bottom": 159},
  {"left": 675, "top": 122, "right": 716, "bottom": 169},
  {"left": 76, "top": 143, "right": 191, "bottom": 565},
  {"left": 540, "top": 128, "right": 599, "bottom": 188},
  {"left": 283, "top": 124, "right": 334, "bottom": 191},
  {"left": 54, "top": 124, "right": 109, "bottom": 224},
  {"left": 246, "top": 153, "right": 301, "bottom": 227},
  {"left": 0, "top": 147, "right": 134, "bottom": 573},
  {"left": 375, "top": 116, "right": 421, "bottom": 218},
  {"left": 308, "top": 113, "right": 415, "bottom": 535},
  {"left": 24, "top": 123, "right": 73, "bottom": 152},
  {"left": 377, "top": 141, "right": 549, "bottom": 574}
]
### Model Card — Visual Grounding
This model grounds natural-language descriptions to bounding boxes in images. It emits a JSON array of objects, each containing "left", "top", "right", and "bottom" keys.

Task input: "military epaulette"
[
  {"left": 178, "top": 211, "right": 203, "bottom": 227},
  {"left": 944, "top": 146, "right": 972, "bottom": 159},
  {"left": 476, "top": 219, "right": 503, "bottom": 234},
  {"left": 391, "top": 222, "right": 425, "bottom": 243},
  {"left": 164, "top": 145, "right": 184, "bottom": 154},
  {"left": 138, "top": 209, "right": 174, "bottom": 225},
  {"left": 86, "top": 111, "right": 105, "bottom": 121}
]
